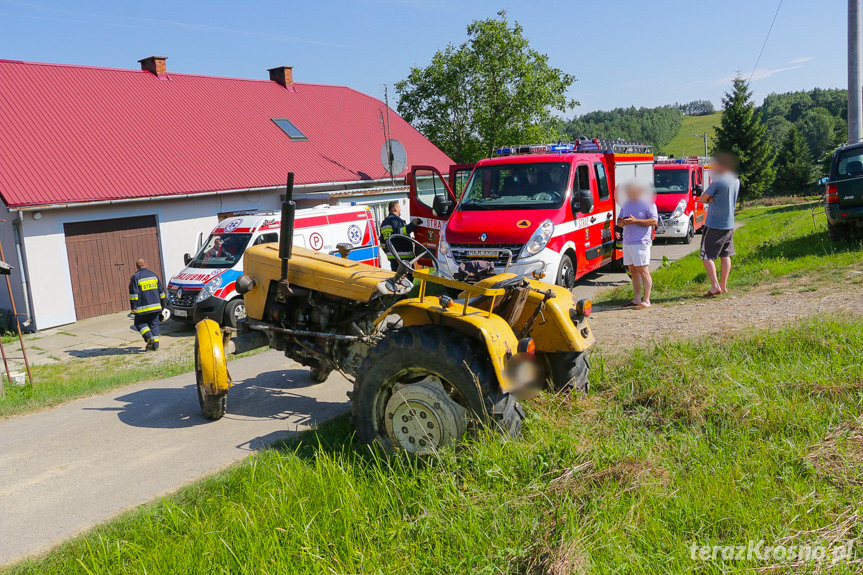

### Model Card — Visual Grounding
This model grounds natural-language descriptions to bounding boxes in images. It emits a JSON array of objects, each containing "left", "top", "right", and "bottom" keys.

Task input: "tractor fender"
[
  {"left": 195, "top": 319, "right": 232, "bottom": 394},
  {"left": 377, "top": 300, "right": 520, "bottom": 393}
]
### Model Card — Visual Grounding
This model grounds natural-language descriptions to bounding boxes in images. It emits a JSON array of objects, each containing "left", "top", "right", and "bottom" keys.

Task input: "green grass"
[
  {"left": 0, "top": 355, "right": 194, "bottom": 418},
  {"left": 601, "top": 202, "right": 863, "bottom": 305},
  {"left": 661, "top": 112, "right": 721, "bottom": 158},
  {"left": 0, "top": 347, "right": 266, "bottom": 418},
  {"left": 10, "top": 316, "right": 863, "bottom": 574}
]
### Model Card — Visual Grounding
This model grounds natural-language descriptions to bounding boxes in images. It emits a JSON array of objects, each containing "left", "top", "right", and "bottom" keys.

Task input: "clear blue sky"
[{"left": 0, "top": 0, "right": 848, "bottom": 116}]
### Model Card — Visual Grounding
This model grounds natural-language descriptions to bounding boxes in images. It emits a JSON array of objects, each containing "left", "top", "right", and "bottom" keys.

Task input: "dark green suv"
[{"left": 824, "top": 143, "right": 863, "bottom": 241}]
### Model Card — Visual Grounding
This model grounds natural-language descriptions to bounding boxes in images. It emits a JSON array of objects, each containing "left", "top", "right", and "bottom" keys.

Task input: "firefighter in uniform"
[
  {"left": 128, "top": 258, "right": 166, "bottom": 351},
  {"left": 379, "top": 200, "right": 422, "bottom": 272}
]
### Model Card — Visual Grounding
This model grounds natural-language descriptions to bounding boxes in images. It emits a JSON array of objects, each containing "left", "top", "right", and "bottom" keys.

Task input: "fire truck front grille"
[
  {"left": 449, "top": 244, "right": 523, "bottom": 267},
  {"left": 168, "top": 287, "right": 200, "bottom": 307}
]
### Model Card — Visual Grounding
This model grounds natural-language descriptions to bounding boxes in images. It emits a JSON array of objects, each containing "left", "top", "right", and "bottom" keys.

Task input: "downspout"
[{"left": 12, "top": 214, "right": 32, "bottom": 327}]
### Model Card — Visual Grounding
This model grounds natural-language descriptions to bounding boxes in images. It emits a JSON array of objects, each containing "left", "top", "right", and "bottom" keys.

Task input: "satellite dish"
[{"left": 381, "top": 139, "right": 408, "bottom": 175}]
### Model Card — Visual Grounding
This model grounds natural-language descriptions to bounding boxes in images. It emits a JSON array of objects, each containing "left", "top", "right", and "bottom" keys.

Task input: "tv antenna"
[{"left": 379, "top": 86, "right": 407, "bottom": 184}]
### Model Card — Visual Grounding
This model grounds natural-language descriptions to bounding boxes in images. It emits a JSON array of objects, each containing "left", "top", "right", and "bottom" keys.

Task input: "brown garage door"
[{"left": 64, "top": 215, "right": 163, "bottom": 320}]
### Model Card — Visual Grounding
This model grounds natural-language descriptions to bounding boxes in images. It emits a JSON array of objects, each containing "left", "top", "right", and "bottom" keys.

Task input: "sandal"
[
  {"left": 622, "top": 300, "right": 639, "bottom": 307},
  {"left": 702, "top": 290, "right": 721, "bottom": 298},
  {"left": 634, "top": 302, "right": 652, "bottom": 310}
]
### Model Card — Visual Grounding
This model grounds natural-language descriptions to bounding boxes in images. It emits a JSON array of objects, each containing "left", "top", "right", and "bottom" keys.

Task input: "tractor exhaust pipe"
[{"left": 279, "top": 172, "right": 296, "bottom": 289}]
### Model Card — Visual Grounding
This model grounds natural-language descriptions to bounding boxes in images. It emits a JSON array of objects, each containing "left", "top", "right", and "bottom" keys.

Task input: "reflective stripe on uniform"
[
  {"left": 138, "top": 278, "right": 159, "bottom": 291},
  {"left": 129, "top": 295, "right": 138, "bottom": 300},
  {"left": 134, "top": 304, "right": 162, "bottom": 314},
  {"left": 139, "top": 326, "right": 151, "bottom": 335}
]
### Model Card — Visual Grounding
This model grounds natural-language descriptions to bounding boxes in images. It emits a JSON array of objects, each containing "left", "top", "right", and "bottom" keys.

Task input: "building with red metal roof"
[{"left": 0, "top": 57, "right": 452, "bottom": 329}]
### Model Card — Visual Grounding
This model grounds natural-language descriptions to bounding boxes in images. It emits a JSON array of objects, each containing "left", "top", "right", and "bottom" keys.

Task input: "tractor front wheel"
[
  {"left": 543, "top": 351, "right": 590, "bottom": 394},
  {"left": 194, "top": 336, "right": 227, "bottom": 420},
  {"left": 352, "top": 326, "right": 523, "bottom": 453}
]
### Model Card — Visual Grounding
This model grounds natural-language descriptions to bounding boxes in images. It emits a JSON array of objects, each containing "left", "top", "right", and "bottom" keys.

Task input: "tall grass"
[{"left": 11, "top": 316, "right": 863, "bottom": 574}]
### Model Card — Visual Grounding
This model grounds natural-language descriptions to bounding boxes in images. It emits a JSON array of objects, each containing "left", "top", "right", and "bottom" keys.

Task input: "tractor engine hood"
[{"left": 445, "top": 209, "right": 561, "bottom": 245}]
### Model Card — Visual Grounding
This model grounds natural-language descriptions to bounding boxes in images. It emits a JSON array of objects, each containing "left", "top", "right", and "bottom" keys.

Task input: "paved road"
[
  {"left": 0, "top": 351, "right": 350, "bottom": 567},
  {"left": 572, "top": 237, "right": 700, "bottom": 302},
  {"left": 0, "top": 238, "right": 699, "bottom": 568}
]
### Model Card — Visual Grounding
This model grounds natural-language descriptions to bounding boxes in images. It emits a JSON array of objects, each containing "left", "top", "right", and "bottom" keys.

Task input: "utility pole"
[
  {"left": 694, "top": 133, "right": 708, "bottom": 157},
  {"left": 849, "top": 0, "right": 862, "bottom": 143}
]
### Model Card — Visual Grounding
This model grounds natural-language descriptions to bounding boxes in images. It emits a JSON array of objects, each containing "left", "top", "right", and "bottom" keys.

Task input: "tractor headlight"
[
  {"left": 672, "top": 199, "right": 687, "bottom": 219},
  {"left": 520, "top": 219, "right": 554, "bottom": 258},
  {"left": 196, "top": 276, "right": 223, "bottom": 302},
  {"left": 438, "top": 227, "right": 450, "bottom": 257}
]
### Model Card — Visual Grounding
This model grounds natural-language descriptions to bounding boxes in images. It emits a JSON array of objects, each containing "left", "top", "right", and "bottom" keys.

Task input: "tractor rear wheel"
[
  {"left": 194, "top": 337, "right": 227, "bottom": 420},
  {"left": 543, "top": 351, "right": 590, "bottom": 394},
  {"left": 352, "top": 326, "right": 523, "bottom": 453}
]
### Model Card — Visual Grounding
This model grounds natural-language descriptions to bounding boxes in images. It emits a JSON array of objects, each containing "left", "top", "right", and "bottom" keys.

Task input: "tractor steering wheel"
[{"left": 386, "top": 234, "right": 445, "bottom": 283}]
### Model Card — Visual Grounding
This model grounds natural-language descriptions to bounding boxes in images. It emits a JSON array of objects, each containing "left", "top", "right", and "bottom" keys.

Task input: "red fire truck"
[
  {"left": 407, "top": 139, "right": 654, "bottom": 288},
  {"left": 653, "top": 157, "right": 713, "bottom": 244}
]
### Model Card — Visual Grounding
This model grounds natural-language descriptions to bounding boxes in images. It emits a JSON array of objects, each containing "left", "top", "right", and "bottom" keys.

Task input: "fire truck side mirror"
[
  {"left": 572, "top": 189, "right": 594, "bottom": 214},
  {"left": 432, "top": 193, "right": 453, "bottom": 218},
  {"left": 694, "top": 184, "right": 703, "bottom": 195}
]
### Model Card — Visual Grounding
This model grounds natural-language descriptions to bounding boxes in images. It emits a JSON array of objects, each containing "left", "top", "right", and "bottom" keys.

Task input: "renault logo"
[{"left": 480, "top": 232, "right": 488, "bottom": 242}]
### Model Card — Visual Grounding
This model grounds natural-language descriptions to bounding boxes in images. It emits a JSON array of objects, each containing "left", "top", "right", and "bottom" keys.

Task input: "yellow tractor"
[{"left": 194, "top": 174, "right": 595, "bottom": 454}]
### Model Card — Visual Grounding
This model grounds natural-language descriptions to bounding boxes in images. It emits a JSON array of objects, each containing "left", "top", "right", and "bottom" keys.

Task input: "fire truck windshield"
[
  {"left": 654, "top": 169, "right": 690, "bottom": 193},
  {"left": 457, "top": 162, "right": 570, "bottom": 211}
]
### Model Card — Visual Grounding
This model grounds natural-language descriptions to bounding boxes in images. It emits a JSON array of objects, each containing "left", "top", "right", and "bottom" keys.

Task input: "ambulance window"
[
  {"left": 413, "top": 168, "right": 448, "bottom": 209},
  {"left": 576, "top": 165, "right": 591, "bottom": 192},
  {"left": 254, "top": 233, "right": 279, "bottom": 246},
  {"left": 594, "top": 163, "right": 609, "bottom": 200}
]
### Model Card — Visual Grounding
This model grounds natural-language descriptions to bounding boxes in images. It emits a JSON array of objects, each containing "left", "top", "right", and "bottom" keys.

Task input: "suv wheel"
[{"left": 828, "top": 222, "right": 850, "bottom": 242}]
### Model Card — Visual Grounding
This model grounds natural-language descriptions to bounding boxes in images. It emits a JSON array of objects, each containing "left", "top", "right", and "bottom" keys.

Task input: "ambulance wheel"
[
  {"left": 680, "top": 218, "right": 695, "bottom": 244},
  {"left": 223, "top": 299, "right": 246, "bottom": 329},
  {"left": 351, "top": 326, "right": 522, "bottom": 454},
  {"left": 543, "top": 351, "right": 590, "bottom": 394},
  {"left": 556, "top": 254, "right": 576, "bottom": 289}
]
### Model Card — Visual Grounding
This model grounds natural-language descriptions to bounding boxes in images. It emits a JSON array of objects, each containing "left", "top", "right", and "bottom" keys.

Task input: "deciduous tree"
[{"left": 396, "top": 11, "right": 575, "bottom": 163}]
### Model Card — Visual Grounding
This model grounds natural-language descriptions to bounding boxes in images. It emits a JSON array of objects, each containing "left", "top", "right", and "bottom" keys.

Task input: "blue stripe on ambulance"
[{"left": 346, "top": 246, "right": 378, "bottom": 262}]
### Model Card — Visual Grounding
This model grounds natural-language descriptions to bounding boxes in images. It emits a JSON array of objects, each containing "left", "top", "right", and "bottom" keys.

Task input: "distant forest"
[
  {"left": 561, "top": 105, "right": 685, "bottom": 151},
  {"left": 758, "top": 88, "right": 847, "bottom": 168},
  {"left": 560, "top": 89, "right": 846, "bottom": 174}
]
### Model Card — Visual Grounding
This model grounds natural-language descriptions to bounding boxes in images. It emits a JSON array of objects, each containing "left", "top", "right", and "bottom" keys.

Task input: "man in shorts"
[
  {"left": 618, "top": 179, "right": 658, "bottom": 310},
  {"left": 700, "top": 152, "right": 740, "bottom": 297}
]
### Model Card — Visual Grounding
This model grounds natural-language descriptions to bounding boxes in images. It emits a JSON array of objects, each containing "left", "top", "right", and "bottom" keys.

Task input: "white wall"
[{"left": 19, "top": 189, "right": 283, "bottom": 330}]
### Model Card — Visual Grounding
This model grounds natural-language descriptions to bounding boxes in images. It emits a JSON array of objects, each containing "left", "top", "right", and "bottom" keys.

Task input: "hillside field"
[{"left": 661, "top": 112, "right": 721, "bottom": 157}]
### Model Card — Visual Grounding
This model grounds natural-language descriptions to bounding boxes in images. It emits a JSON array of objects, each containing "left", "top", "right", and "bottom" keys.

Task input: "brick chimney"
[
  {"left": 268, "top": 66, "right": 293, "bottom": 88},
  {"left": 138, "top": 56, "right": 167, "bottom": 76}
]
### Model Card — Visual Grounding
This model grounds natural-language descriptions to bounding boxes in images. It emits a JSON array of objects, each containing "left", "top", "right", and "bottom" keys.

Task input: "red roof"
[{"left": 0, "top": 59, "right": 452, "bottom": 208}]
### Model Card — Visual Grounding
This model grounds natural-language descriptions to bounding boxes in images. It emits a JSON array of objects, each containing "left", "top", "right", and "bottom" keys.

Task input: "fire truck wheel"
[
  {"left": 223, "top": 299, "right": 247, "bottom": 329},
  {"left": 352, "top": 326, "right": 521, "bottom": 453},
  {"left": 543, "top": 351, "right": 590, "bottom": 394},
  {"left": 556, "top": 254, "right": 577, "bottom": 289},
  {"left": 680, "top": 219, "right": 695, "bottom": 244}
]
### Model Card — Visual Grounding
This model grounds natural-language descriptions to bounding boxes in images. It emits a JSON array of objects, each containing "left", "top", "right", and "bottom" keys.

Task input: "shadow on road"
[
  {"left": 83, "top": 367, "right": 348, "bottom": 432},
  {"left": 67, "top": 346, "right": 143, "bottom": 358}
]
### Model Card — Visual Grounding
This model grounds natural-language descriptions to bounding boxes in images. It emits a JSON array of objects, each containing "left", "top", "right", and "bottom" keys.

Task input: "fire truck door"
[
  {"left": 587, "top": 162, "right": 615, "bottom": 270},
  {"left": 407, "top": 165, "right": 455, "bottom": 255}
]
